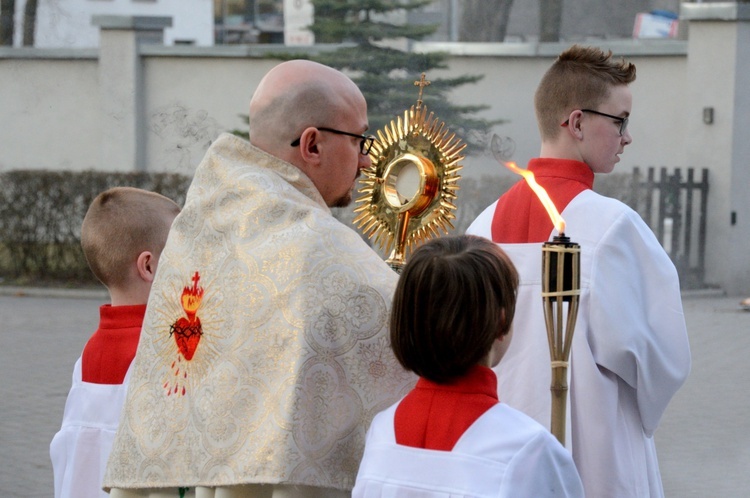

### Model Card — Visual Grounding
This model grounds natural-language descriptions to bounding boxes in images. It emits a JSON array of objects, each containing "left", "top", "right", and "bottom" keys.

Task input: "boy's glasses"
[
  {"left": 290, "top": 127, "right": 377, "bottom": 155},
  {"left": 579, "top": 109, "right": 629, "bottom": 136}
]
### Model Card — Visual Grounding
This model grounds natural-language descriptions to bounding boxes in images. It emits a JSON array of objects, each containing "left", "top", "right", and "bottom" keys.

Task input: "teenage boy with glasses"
[{"left": 467, "top": 44, "right": 691, "bottom": 498}]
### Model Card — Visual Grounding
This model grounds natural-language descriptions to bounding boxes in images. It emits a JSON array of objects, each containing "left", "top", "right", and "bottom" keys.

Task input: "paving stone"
[{"left": 1, "top": 291, "right": 748, "bottom": 497}]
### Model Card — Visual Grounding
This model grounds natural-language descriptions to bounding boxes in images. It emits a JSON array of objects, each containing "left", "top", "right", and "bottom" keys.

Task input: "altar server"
[
  {"left": 50, "top": 187, "right": 180, "bottom": 498},
  {"left": 353, "top": 235, "right": 584, "bottom": 497},
  {"left": 467, "top": 44, "right": 691, "bottom": 497}
]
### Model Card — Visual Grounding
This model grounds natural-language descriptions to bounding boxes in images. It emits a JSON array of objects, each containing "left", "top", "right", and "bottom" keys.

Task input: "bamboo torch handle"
[{"left": 550, "top": 362, "right": 569, "bottom": 445}]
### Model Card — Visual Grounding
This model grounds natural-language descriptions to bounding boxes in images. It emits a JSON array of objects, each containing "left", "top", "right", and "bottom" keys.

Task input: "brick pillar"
[
  {"left": 682, "top": 2, "right": 750, "bottom": 295},
  {"left": 92, "top": 16, "right": 172, "bottom": 172}
]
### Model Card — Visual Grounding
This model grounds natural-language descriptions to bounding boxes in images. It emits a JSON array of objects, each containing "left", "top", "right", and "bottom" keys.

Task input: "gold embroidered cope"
[{"left": 104, "top": 134, "right": 415, "bottom": 491}]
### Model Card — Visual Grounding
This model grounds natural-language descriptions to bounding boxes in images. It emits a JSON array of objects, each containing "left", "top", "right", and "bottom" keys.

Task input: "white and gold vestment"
[{"left": 104, "top": 134, "right": 415, "bottom": 496}]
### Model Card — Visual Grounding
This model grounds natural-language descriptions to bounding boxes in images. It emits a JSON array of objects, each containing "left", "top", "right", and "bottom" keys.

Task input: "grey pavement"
[
  {"left": 1, "top": 288, "right": 103, "bottom": 498},
  {"left": 1, "top": 287, "right": 748, "bottom": 497}
]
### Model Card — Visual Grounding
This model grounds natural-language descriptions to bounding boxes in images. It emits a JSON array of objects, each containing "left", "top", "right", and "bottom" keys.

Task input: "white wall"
[
  {"left": 1, "top": 11, "right": 747, "bottom": 293},
  {"left": 143, "top": 55, "right": 279, "bottom": 172},
  {"left": 27, "top": 0, "right": 214, "bottom": 47},
  {"left": 0, "top": 54, "right": 102, "bottom": 171},
  {"left": 0, "top": 41, "right": 691, "bottom": 177}
]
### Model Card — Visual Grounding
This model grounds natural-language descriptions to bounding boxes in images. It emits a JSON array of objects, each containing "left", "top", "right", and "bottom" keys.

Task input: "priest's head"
[{"left": 248, "top": 60, "right": 373, "bottom": 208}]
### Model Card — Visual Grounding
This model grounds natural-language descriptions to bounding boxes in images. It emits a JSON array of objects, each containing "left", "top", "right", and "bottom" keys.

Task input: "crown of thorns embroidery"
[{"left": 165, "top": 271, "right": 204, "bottom": 396}]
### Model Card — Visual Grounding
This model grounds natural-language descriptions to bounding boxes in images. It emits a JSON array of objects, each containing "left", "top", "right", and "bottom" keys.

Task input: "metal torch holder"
[{"left": 541, "top": 235, "right": 581, "bottom": 446}]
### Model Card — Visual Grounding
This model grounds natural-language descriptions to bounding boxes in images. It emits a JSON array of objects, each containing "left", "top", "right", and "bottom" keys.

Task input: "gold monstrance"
[
  {"left": 353, "top": 74, "right": 466, "bottom": 272},
  {"left": 491, "top": 135, "right": 581, "bottom": 445}
]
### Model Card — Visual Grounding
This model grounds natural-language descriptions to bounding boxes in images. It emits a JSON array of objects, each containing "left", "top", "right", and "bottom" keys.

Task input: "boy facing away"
[
  {"left": 50, "top": 187, "right": 180, "bottom": 498},
  {"left": 353, "top": 235, "right": 584, "bottom": 497}
]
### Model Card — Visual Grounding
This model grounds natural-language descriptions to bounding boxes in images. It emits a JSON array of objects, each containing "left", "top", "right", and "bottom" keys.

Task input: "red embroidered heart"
[{"left": 171, "top": 316, "right": 202, "bottom": 361}]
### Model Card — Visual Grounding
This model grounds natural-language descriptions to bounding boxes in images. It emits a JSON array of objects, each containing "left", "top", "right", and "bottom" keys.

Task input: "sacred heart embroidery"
[
  {"left": 165, "top": 271, "right": 204, "bottom": 396},
  {"left": 172, "top": 315, "right": 202, "bottom": 360}
]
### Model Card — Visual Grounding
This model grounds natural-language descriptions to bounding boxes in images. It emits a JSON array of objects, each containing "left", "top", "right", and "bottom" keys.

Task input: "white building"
[{"left": 12, "top": 0, "right": 214, "bottom": 47}]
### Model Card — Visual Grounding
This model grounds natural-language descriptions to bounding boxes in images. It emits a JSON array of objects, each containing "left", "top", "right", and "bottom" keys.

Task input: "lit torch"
[
  {"left": 541, "top": 232, "right": 580, "bottom": 446},
  {"left": 492, "top": 136, "right": 581, "bottom": 446}
]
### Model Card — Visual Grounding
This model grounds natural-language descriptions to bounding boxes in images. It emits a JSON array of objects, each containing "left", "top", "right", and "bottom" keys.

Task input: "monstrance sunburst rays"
[{"left": 353, "top": 78, "right": 466, "bottom": 272}]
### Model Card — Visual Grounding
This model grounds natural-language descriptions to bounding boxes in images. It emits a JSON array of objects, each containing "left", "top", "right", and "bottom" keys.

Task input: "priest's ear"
[
  {"left": 295, "top": 126, "right": 334, "bottom": 200},
  {"left": 296, "top": 127, "right": 322, "bottom": 165}
]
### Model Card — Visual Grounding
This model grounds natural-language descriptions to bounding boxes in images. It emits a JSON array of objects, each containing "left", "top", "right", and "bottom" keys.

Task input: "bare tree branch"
[
  {"left": 539, "top": 0, "right": 563, "bottom": 42},
  {"left": 23, "top": 0, "right": 36, "bottom": 46},
  {"left": 459, "top": 0, "right": 514, "bottom": 42},
  {"left": 1, "top": 0, "right": 16, "bottom": 46}
]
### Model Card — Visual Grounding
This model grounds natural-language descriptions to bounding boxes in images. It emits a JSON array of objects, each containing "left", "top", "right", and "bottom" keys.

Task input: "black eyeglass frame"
[
  {"left": 290, "top": 127, "right": 377, "bottom": 155},
  {"left": 579, "top": 109, "right": 629, "bottom": 136}
]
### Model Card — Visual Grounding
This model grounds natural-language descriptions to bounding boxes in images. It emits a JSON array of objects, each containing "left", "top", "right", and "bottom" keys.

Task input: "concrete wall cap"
[
  {"left": 0, "top": 47, "right": 98, "bottom": 59},
  {"left": 681, "top": 2, "right": 750, "bottom": 22},
  {"left": 92, "top": 15, "right": 173, "bottom": 30},
  {"left": 411, "top": 40, "right": 688, "bottom": 58},
  {"left": 139, "top": 42, "right": 350, "bottom": 58}
]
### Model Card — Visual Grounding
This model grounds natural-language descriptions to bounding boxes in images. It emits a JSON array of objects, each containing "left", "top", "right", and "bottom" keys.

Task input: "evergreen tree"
[
  {"left": 307, "top": 0, "right": 496, "bottom": 153},
  {"left": 0, "top": 0, "right": 16, "bottom": 46}
]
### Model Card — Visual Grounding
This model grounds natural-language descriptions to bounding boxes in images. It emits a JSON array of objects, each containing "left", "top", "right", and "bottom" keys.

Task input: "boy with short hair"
[
  {"left": 50, "top": 187, "right": 180, "bottom": 498},
  {"left": 353, "top": 235, "right": 584, "bottom": 497},
  {"left": 468, "top": 44, "right": 691, "bottom": 497}
]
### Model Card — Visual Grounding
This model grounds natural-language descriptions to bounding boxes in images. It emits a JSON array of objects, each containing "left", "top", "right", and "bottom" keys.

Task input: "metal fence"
[{"left": 632, "top": 166, "right": 709, "bottom": 290}]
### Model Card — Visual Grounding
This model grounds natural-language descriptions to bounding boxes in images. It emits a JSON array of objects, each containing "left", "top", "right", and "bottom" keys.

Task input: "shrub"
[
  {"left": 0, "top": 170, "right": 191, "bottom": 286},
  {"left": 0, "top": 169, "right": 638, "bottom": 286}
]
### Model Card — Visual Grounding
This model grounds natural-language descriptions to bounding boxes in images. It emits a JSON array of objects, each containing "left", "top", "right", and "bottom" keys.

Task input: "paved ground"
[{"left": 0, "top": 288, "right": 748, "bottom": 497}]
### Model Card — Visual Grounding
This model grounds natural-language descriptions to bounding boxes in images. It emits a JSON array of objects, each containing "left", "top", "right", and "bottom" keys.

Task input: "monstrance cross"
[{"left": 414, "top": 73, "right": 431, "bottom": 109}]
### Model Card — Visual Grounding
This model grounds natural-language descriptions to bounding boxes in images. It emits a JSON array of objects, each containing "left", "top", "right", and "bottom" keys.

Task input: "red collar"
[
  {"left": 414, "top": 365, "right": 498, "bottom": 400},
  {"left": 491, "top": 158, "right": 593, "bottom": 243},
  {"left": 98, "top": 303, "right": 147, "bottom": 330},
  {"left": 527, "top": 157, "right": 595, "bottom": 189}
]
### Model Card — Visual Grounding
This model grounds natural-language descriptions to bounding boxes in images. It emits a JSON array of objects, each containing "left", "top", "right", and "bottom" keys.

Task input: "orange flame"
[
  {"left": 181, "top": 271, "right": 204, "bottom": 318},
  {"left": 504, "top": 162, "right": 566, "bottom": 234}
]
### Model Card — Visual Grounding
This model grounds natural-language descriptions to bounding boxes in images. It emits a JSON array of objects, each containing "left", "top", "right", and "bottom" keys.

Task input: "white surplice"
[
  {"left": 50, "top": 358, "right": 131, "bottom": 498},
  {"left": 353, "top": 402, "right": 584, "bottom": 497},
  {"left": 467, "top": 189, "right": 691, "bottom": 497}
]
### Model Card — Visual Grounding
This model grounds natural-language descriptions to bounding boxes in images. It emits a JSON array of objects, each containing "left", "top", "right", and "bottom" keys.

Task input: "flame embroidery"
[{"left": 166, "top": 271, "right": 204, "bottom": 396}]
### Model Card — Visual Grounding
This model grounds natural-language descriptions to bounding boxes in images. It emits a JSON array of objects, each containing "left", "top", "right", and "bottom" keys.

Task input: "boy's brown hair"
[
  {"left": 535, "top": 44, "right": 637, "bottom": 140},
  {"left": 390, "top": 235, "right": 518, "bottom": 384},
  {"left": 81, "top": 187, "right": 180, "bottom": 289}
]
